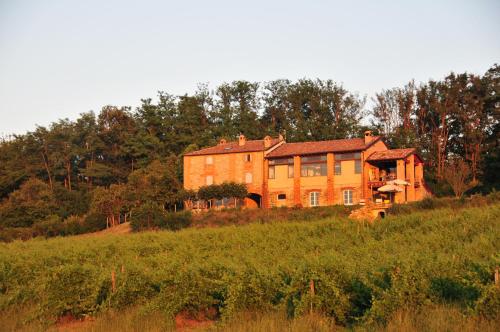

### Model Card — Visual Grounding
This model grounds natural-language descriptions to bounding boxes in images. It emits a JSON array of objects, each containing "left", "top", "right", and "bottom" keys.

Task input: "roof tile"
[
  {"left": 266, "top": 137, "right": 381, "bottom": 158},
  {"left": 185, "top": 138, "right": 281, "bottom": 156},
  {"left": 366, "top": 148, "right": 415, "bottom": 161}
]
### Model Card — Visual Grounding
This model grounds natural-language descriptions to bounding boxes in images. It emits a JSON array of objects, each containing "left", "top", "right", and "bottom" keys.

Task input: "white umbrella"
[
  {"left": 388, "top": 179, "right": 410, "bottom": 186},
  {"left": 378, "top": 184, "right": 403, "bottom": 192}
]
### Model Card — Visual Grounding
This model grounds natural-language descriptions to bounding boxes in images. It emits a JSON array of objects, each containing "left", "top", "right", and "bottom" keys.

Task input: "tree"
[
  {"left": 0, "top": 178, "right": 57, "bottom": 227},
  {"left": 443, "top": 159, "right": 478, "bottom": 198},
  {"left": 126, "top": 157, "right": 183, "bottom": 210},
  {"left": 89, "top": 184, "right": 127, "bottom": 227}
]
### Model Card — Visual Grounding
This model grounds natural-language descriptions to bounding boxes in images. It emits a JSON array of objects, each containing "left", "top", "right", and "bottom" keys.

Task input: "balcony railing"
[
  {"left": 368, "top": 178, "right": 420, "bottom": 188},
  {"left": 368, "top": 180, "right": 386, "bottom": 188}
]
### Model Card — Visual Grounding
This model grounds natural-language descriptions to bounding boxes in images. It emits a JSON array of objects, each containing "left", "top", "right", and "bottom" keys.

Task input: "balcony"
[{"left": 368, "top": 180, "right": 386, "bottom": 188}]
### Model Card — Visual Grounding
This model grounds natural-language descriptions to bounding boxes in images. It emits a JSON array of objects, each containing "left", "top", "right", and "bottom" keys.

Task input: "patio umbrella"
[
  {"left": 378, "top": 183, "right": 403, "bottom": 203},
  {"left": 387, "top": 179, "right": 410, "bottom": 186},
  {"left": 378, "top": 184, "right": 403, "bottom": 192}
]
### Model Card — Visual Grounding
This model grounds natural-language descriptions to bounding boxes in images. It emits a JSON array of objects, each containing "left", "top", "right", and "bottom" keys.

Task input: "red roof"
[
  {"left": 266, "top": 137, "right": 382, "bottom": 158},
  {"left": 185, "top": 138, "right": 282, "bottom": 156},
  {"left": 366, "top": 148, "right": 415, "bottom": 161}
]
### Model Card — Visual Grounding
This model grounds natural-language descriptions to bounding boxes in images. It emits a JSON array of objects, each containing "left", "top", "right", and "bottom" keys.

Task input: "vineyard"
[{"left": 0, "top": 199, "right": 499, "bottom": 330}]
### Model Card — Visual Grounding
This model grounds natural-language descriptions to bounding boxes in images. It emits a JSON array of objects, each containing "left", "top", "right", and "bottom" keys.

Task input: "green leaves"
[
  {"left": 0, "top": 203, "right": 499, "bottom": 324},
  {"left": 197, "top": 182, "right": 248, "bottom": 201}
]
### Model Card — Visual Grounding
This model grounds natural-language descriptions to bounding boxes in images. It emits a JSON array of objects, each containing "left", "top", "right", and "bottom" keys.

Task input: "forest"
[{"left": 0, "top": 64, "right": 498, "bottom": 239}]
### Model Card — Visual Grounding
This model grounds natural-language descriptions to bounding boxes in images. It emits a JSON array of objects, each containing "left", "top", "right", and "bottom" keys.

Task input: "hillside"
[{"left": 0, "top": 201, "right": 499, "bottom": 331}]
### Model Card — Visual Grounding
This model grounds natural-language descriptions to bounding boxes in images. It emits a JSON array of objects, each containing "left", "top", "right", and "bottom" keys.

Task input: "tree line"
[{"left": 0, "top": 65, "right": 498, "bottom": 238}]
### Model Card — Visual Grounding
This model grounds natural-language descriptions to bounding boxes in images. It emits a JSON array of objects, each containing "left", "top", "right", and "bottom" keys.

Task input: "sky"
[{"left": 0, "top": 0, "right": 499, "bottom": 136}]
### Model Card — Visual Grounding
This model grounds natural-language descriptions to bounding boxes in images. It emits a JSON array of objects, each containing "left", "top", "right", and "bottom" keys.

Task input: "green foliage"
[
  {"left": 130, "top": 204, "right": 192, "bottom": 232},
  {"left": 197, "top": 182, "right": 248, "bottom": 201},
  {"left": 386, "top": 193, "right": 498, "bottom": 216},
  {"left": 0, "top": 68, "right": 498, "bottom": 240},
  {"left": 0, "top": 203, "right": 498, "bottom": 326},
  {"left": 44, "top": 264, "right": 106, "bottom": 318}
]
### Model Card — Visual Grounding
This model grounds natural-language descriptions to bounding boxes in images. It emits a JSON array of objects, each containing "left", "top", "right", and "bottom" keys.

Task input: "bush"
[
  {"left": 32, "top": 215, "right": 63, "bottom": 237},
  {"left": 0, "top": 227, "right": 34, "bottom": 242},
  {"left": 130, "top": 205, "right": 191, "bottom": 232},
  {"left": 162, "top": 211, "right": 192, "bottom": 231},
  {"left": 475, "top": 285, "right": 500, "bottom": 319},
  {"left": 82, "top": 212, "right": 107, "bottom": 233},
  {"left": 130, "top": 204, "right": 165, "bottom": 232},
  {"left": 45, "top": 264, "right": 106, "bottom": 318}
]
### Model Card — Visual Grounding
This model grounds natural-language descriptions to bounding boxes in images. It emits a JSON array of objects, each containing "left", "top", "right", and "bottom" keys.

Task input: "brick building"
[{"left": 183, "top": 131, "right": 430, "bottom": 209}]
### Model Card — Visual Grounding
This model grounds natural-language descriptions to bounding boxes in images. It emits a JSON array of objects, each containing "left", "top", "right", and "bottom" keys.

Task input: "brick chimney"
[
  {"left": 264, "top": 135, "right": 272, "bottom": 148},
  {"left": 238, "top": 134, "right": 246, "bottom": 146},
  {"left": 364, "top": 130, "right": 373, "bottom": 144}
]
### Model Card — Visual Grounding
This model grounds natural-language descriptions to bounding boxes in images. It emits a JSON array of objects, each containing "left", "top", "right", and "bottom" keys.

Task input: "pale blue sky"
[{"left": 1, "top": 0, "right": 499, "bottom": 135}]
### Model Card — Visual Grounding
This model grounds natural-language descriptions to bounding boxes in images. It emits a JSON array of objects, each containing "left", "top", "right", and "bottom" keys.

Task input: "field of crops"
[{"left": 1, "top": 201, "right": 499, "bottom": 330}]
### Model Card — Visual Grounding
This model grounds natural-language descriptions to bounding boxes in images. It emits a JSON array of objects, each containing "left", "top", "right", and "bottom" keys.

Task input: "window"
[
  {"left": 335, "top": 152, "right": 361, "bottom": 161},
  {"left": 355, "top": 160, "right": 361, "bottom": 174},
  {"left": 277, "top": 193, "right": 286, "bottom": 200},
  {"left": 334, "top": 161, "right": 342, "bottom": 175},
  {"left": 300, "top": 155, "right": 327, "bottom": 177},
  {"left": 206, "top": 156, "right": 213, "bottom": 165},
  {"left": 245, "top": 172, "right": 253, "bottom": 184},
  {"left": 310, "top": 192, "right": 320, "bottom": 207},
  {"left": 288, "top": 164, "right": 294, "bottom": 178},
  {"left": 268, "top": 165, "right": 275, "bottom": 179},
  {"left": 302, "top": 155, "right": 327, "bottom": 163},
  {"left": 343, "top": 190, "right": 353, "bottom": 205},
  {"left": 269, "top": 157, "right": 293, "bottom": 165},
  {"left": 206, "top": 175, "right": 213, "bottom": 185},
  {"left": 301, "top": 163, "right": 327, "bottom": 177},
  {"left": 245, "top": 154, "right": 252, "bottom": 162}
]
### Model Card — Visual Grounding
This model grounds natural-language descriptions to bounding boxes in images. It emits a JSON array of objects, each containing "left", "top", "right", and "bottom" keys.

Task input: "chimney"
[
  {"left": 264, "top": 135, "right": 272, "bottom": 148},
  {"left": 278, "top": 133, "right": 284, "bottom": 142},
  {"left": 219, "top": 138, "right": 227, "bottom": 145},
  {"left": 364, "top": 130, "right": 373, "bottom": 144},
  {"left": 238, "top": 134, "right": 246, "bottom": 146}
]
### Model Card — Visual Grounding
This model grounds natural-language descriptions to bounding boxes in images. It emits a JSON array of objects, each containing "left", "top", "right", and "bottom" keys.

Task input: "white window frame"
[
  {"left": 245, "top": 172, "right": 252, "bottom": 184},
  {"left": 309, "top": 192, "right": 320, "bottom": 207},
  {"left": 206, "top": 156, "right": 213, "bottom": 165},
  {"left": 206, "top": 175, "right": 213, "bottom": 185},
  {"left": 343, "top": 189, "right": 354, "bottom": 205}
]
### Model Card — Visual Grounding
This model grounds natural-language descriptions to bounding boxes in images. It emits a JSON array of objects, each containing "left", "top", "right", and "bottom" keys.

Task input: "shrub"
[
  {"left": 475, "top": 285, "right": 500, "bottom": 319},
  {"left": 162, "top": 211, "right": 192, "bottom": 231},
  {"left": 130, "top": 204, "right": 166, "bottom": 232},
  {"left": 82, "top": 212, "right": 107, "bottom": 233},
  {"left": 32, "top": 215, "right": 63, "bottom": 237},
  {"left": 45, "top": 264, "right": 107, "bottom": 318},
  {"left": 131, "top": 205, "right": 191, "bottom": 232}
]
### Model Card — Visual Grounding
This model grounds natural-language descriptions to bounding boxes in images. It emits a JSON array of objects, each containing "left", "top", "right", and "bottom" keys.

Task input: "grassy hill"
[{"left": 0, "top": 200, "right": 499, "bottom": 331}]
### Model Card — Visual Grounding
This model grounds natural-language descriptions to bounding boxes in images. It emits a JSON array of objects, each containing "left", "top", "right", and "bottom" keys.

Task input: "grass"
[
  {"left": 2, "top": 305, "right": 496, "bottom": 332},
  {"left": 0, "top": 199, "right": 499, "bottom": 330}
]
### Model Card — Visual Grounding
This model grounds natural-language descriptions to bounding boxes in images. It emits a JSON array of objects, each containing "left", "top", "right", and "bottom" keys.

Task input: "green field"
[{"left": 1, "top": 201, "right": 499, "bottom": 331}]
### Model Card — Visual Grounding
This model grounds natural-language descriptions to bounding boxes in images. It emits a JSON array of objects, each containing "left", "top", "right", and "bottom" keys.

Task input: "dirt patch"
[{"left": 78, "top": 222, "right": 132, "bottom": 238}]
